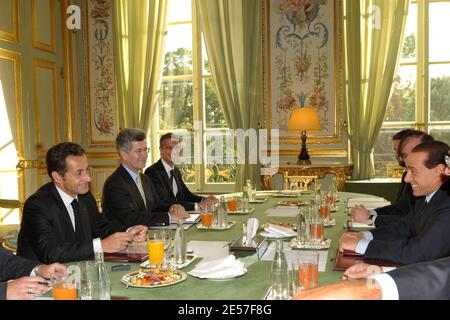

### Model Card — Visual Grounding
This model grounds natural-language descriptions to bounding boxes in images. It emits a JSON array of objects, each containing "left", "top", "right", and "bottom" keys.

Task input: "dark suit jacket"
[
  {"left": 388, "top": 256, "right": 450, "bottom": 299},
  {"left": 0, "top": 247, "right": 38, "bottom": 300},
  {"left": 102, "top": 165, "right": 170, "bottom": 229},
  {"left": 364, "top": 181, "right": 450, "bottom": 264},
  {"left": 144, "top": 159, "right": 204, "bottom": 210},
  {"left": 374, "top": 193, "right": 414, "bottom": 227},
  {"left": 17, "top": 182, "right": 117, "bottom": 264}
]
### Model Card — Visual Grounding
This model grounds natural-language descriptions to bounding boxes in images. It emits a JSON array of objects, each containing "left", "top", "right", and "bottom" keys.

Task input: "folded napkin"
[
  {"left": 346, "top": 197, "right": 390, "bottom": 210},
  {"left": 188, "top": 255, "right": 247, "bottom": 279},
  {"left": 245, "top": 218, "right": 259, "bottom": 246},
  {"left": 263, "top": 223, "right": 297, "bottom": 237}
]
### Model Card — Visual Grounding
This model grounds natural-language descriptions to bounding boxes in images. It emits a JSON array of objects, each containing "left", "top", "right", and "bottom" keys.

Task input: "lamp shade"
[{"left": 287, "top": 107, "right": 321, "bottom": 132}]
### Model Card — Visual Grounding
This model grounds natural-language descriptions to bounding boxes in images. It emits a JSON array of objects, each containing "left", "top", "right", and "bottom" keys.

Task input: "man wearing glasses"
[{"left": 102, "top": 128, "right": 189, "bottom": 230}]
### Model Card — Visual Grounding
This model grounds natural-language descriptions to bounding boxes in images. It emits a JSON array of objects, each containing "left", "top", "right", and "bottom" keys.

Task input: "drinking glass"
[
  {"left": 160, "top": 229, "right": 173, "bottom": 262},
  {"left": 319, "top": 203, "right": 330, "bottom": 222},
  {"left": 227, "top": 196, "right": 238, "bottom": 212},
  {"left": 298, "top": 253, "right": 319, "bottom": 290},
  {"left": 200, "top": 207, "right": 213, "bottom": 228},
  {"left": 289, "top": 260, "right": 302, "bottom": 296},
  {"left": 79, "top": 261, "right": 98, "bottom": 300},
  {"left": 147, "top": 232, "right": 164, "bottom": 268},
  {"left": 309, "top": 216, "right": 323, "bottom": 245}
]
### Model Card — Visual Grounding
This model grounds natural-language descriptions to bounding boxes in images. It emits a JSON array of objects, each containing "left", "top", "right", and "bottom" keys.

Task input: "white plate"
[
  {"left": 188, "top": 268, "right": 247, "bottom": 280},
  {"left": 260, "top": 231, "right": 297, "bottom": 239}
]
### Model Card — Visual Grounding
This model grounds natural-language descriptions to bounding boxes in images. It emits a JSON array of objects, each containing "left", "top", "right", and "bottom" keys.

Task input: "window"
[
  {"left": 151, "top": 0, "right": 236, "bottom": 192},
  {"left": 374, "top": 0, "right": 450, "bottom": 177}
]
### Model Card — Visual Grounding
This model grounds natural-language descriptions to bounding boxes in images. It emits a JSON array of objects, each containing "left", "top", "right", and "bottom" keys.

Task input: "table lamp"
[{"left": 287, "top": 106, "right": 321, "bottom": 165}]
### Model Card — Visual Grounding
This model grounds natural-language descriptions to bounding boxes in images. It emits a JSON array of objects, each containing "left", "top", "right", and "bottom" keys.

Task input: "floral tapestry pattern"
[
  {"left": 268, "top": 0, "right": 340, "bottom": 141},
  {"left": 87, "top": 0, "right": 117, "bottom": 145}
]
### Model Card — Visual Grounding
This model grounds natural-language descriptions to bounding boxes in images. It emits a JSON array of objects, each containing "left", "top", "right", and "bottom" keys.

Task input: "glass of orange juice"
[
  {"left": 200, "top": 207, "right": 213, "bottom": 228},
  {"left": 227, "top": 196, "right": 238, "bottom": 212},
  {"left": 53, "top": 280, "right": 78, "bottom": 300},
  {"left": 148, "top": 233, "right": 164, "bottom": 268},
  {"left": 298, "top": 253, "right": 319, "bottom": 290}
]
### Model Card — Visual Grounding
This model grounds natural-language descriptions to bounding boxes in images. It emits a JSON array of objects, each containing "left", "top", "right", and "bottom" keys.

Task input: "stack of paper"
[
  {"left": 346, "top": 197, "right": 391, "bottom": 210},
  {"left": 265, "top": 206, "right": 299, "bottom": 218}
]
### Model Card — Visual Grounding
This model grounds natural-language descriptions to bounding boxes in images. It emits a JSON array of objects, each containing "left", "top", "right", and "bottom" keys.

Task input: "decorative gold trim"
[
  {"left": 0, "top": 0, "right": 19, "bottom": 43},
  {"left": 86, "top": 152, "right": 120, "bottom": 159},
  {"left": 32, "top": 58, "right": 60, "bottom": 150},
  {"left": 31, "top": 0, "right": 57, "bottom": 53},
  {"left": 262, "top": 0, "right": 345, "bottom": 147},
  {"left": 261, "top": 164, "right": 353, "bottom": 191},
  {"left": 16, "top": 160, "right": 41, "bottom": 169},
  {"left": 275, "top": 149, "right": 348, "bottom": 157},
  {"left": 61, "top": 0, "right": 74, "bottom": 142}
]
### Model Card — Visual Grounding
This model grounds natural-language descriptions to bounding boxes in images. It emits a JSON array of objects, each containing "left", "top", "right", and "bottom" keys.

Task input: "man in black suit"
[
  {"left": 145, "top": 133, "right": 218, "bottom": 211},
  {"left": 17, "top": 143, "right": 147, "bottom": 264},
  {"left": 1, "top": 247, "right": 67, "bottom": 300},
  {"left": 340, "top": 141, "right": 450, "bottom": 264},
  {"left": 352, "top": 130, "right": 434, "bottom": 227},
  {"left": 102, "top": 129, "right": 189, "bottom": 230}
]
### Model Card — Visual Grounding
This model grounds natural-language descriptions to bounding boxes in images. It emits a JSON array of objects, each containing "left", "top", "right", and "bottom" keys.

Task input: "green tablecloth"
[{"left": 102, "top": 191, "right": 373, "bottom": 300}]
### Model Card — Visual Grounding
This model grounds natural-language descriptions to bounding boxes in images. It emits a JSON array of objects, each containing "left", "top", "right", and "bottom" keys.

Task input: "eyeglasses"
[{"left": 132, "top": 147, "right": 150, "bottom": 155}]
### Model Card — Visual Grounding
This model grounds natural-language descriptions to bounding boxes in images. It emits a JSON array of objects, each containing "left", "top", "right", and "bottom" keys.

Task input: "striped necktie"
[{"left": 136, "top": 174, "right": 147, "bottom": 208}]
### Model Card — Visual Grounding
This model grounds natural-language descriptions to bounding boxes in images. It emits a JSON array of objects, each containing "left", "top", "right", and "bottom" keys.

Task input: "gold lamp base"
[{"left": 296, "top": 159, "right": 311, "bottom": 165}]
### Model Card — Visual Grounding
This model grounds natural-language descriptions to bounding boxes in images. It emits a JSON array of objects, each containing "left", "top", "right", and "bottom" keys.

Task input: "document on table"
[
  {"left": 265, "top": 206, "right": 299, "bottom": 218},
  {"left": 346, "top": 197, "right": 391, "bottom": 210},
  {"left": 187, "top": 240, "right": 230, "bottom": 258}
]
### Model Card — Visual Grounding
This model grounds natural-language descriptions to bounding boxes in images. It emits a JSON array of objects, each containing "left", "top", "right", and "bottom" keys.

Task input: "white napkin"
[
  {"left": 263, "top": 223, "right": 297, "bottom": 237},
  {"left": 246, "top": 218, "right": 259, "bottom": 246},
  {"left": 188, "top": 255, "right": 247, "bottom": 279},
  {"left": 346, "top": 197, "right": 391, "bottom": 210}
]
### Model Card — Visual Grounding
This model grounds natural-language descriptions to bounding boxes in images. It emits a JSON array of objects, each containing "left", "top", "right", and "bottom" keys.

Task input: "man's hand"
[
  {"left": 339, "top": 232, "right": 364, "bottom": 252},
  {"left": 6, "top": 276, "right": 52, "bottom": 300},
  {"left": 101, "top": 232, "right": 133, "bottom": 252},
  {"left": 292, "top": 280, "right": 382, "bottom": 300},
  {"left": 35, "top": 263, "right": 67, "bottom": 281},
  {"left": 343, "top": 263, "right": 383, "bottom": 280},
  {"left": 198, "top": 196, "right": 218, "bottom": 210},
  {"left": 351, "top": 205, "right": 371, "bottom": 223},
  {"left": 127, "top": 225, "right": 148, "bottom": 242},
  {"left": 169, "top": 204, "right": 190, "bottom": 220}
]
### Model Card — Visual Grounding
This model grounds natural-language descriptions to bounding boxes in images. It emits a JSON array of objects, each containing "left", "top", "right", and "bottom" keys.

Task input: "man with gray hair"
[{"left": 102, "top": 128, "right": 189, "bottom": 230}]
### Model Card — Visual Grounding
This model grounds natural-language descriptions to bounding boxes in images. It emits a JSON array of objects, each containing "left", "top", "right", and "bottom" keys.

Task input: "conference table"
[
  {"left": 104, "top": 191, "right": 374, "bottom": 300},
  {"left": 0, "top": 191, "right": 379, "bottom": 300}
]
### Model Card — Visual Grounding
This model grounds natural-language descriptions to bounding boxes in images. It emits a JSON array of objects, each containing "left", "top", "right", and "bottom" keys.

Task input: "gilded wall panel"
[
  {"left": 33, "top": 58, "right": 60, "bottom": 151},
  {"left": 0, "top": 0, "right": 19, "bottom": 43},
  {"left": 31, "top": 0, "right": 56, "bottom": 53}
]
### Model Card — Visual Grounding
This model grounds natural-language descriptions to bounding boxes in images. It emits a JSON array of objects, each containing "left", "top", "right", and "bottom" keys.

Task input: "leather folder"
[
  {"left": 333, "top": 250, "right": 402, "bottom": 271},
  {"left": 104, "top": 252, "right": 148, "bottom": 263}
]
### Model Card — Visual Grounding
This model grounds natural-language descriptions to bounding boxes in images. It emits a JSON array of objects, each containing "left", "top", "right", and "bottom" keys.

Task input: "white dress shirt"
[{"left": 55, "top": 186, "right": 102, "bottom": 253}]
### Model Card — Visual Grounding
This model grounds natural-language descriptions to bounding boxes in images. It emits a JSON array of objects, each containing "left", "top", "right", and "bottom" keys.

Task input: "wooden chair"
[{"left": 283, "top": 172, "right": 319, "bottom": 191}]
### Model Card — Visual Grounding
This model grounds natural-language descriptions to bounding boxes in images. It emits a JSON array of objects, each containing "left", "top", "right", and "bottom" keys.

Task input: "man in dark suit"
[
  {"left": 145, "top": 133, "right": 218, "bottom": 211},
  {"left": 340, "top": 141, "right": 450, "bottom": 265},
  {"left": 17, "top": 142, "right": 147, "bottom": 264},
  {"left": 102, "top": 129, "right": 189, "bottom": 230},
  {"left": 0, "top": 247, "right": 67, "bottom": 300},
  {"left": 352, "top": 130, "right": 434, "bottom": 227}
]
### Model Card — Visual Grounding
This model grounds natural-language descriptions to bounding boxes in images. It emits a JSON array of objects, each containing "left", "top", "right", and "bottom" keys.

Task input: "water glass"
[{"left": 298, "top": 253, "right": 319, "bottom": 289}]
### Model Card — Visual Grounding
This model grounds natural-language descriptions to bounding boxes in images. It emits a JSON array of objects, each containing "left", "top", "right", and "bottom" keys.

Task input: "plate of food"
[
  {"left": 261, "top": 222, "right": 297, "bottom": 231},
  {"left": 228, "top": 208, "right": 255, "bottom": 215},
  {"left": 121, "top": 268, "right": 187, "bottom": 288},
  {"left": 140, "top": 254, "right": 198, "bottom": 269},
  {"left": 277, "top": 200, "right": 307, "bottom": 207},
  {"left": 196, "top": 221, "right": 236, "bottom": 230}
]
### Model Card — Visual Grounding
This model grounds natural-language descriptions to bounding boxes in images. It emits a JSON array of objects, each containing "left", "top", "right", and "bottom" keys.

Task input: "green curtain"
[
  {"left": 345, "top": 0, "right": 409, "bottom": 179},
  {"left": 113, "top": 0, "right": 168, "bottom": 130},
  {"left": 195, "top": 0, "right": 263, "bottom": 191}
]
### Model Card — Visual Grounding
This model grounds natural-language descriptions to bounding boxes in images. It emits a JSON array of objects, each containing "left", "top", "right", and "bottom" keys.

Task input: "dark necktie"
[
  {"left": 70, "top": 199, "right": 83, "bottom": 238},
  {"left": 169, "top": 169, "right": 175, "bottom": 196}
]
